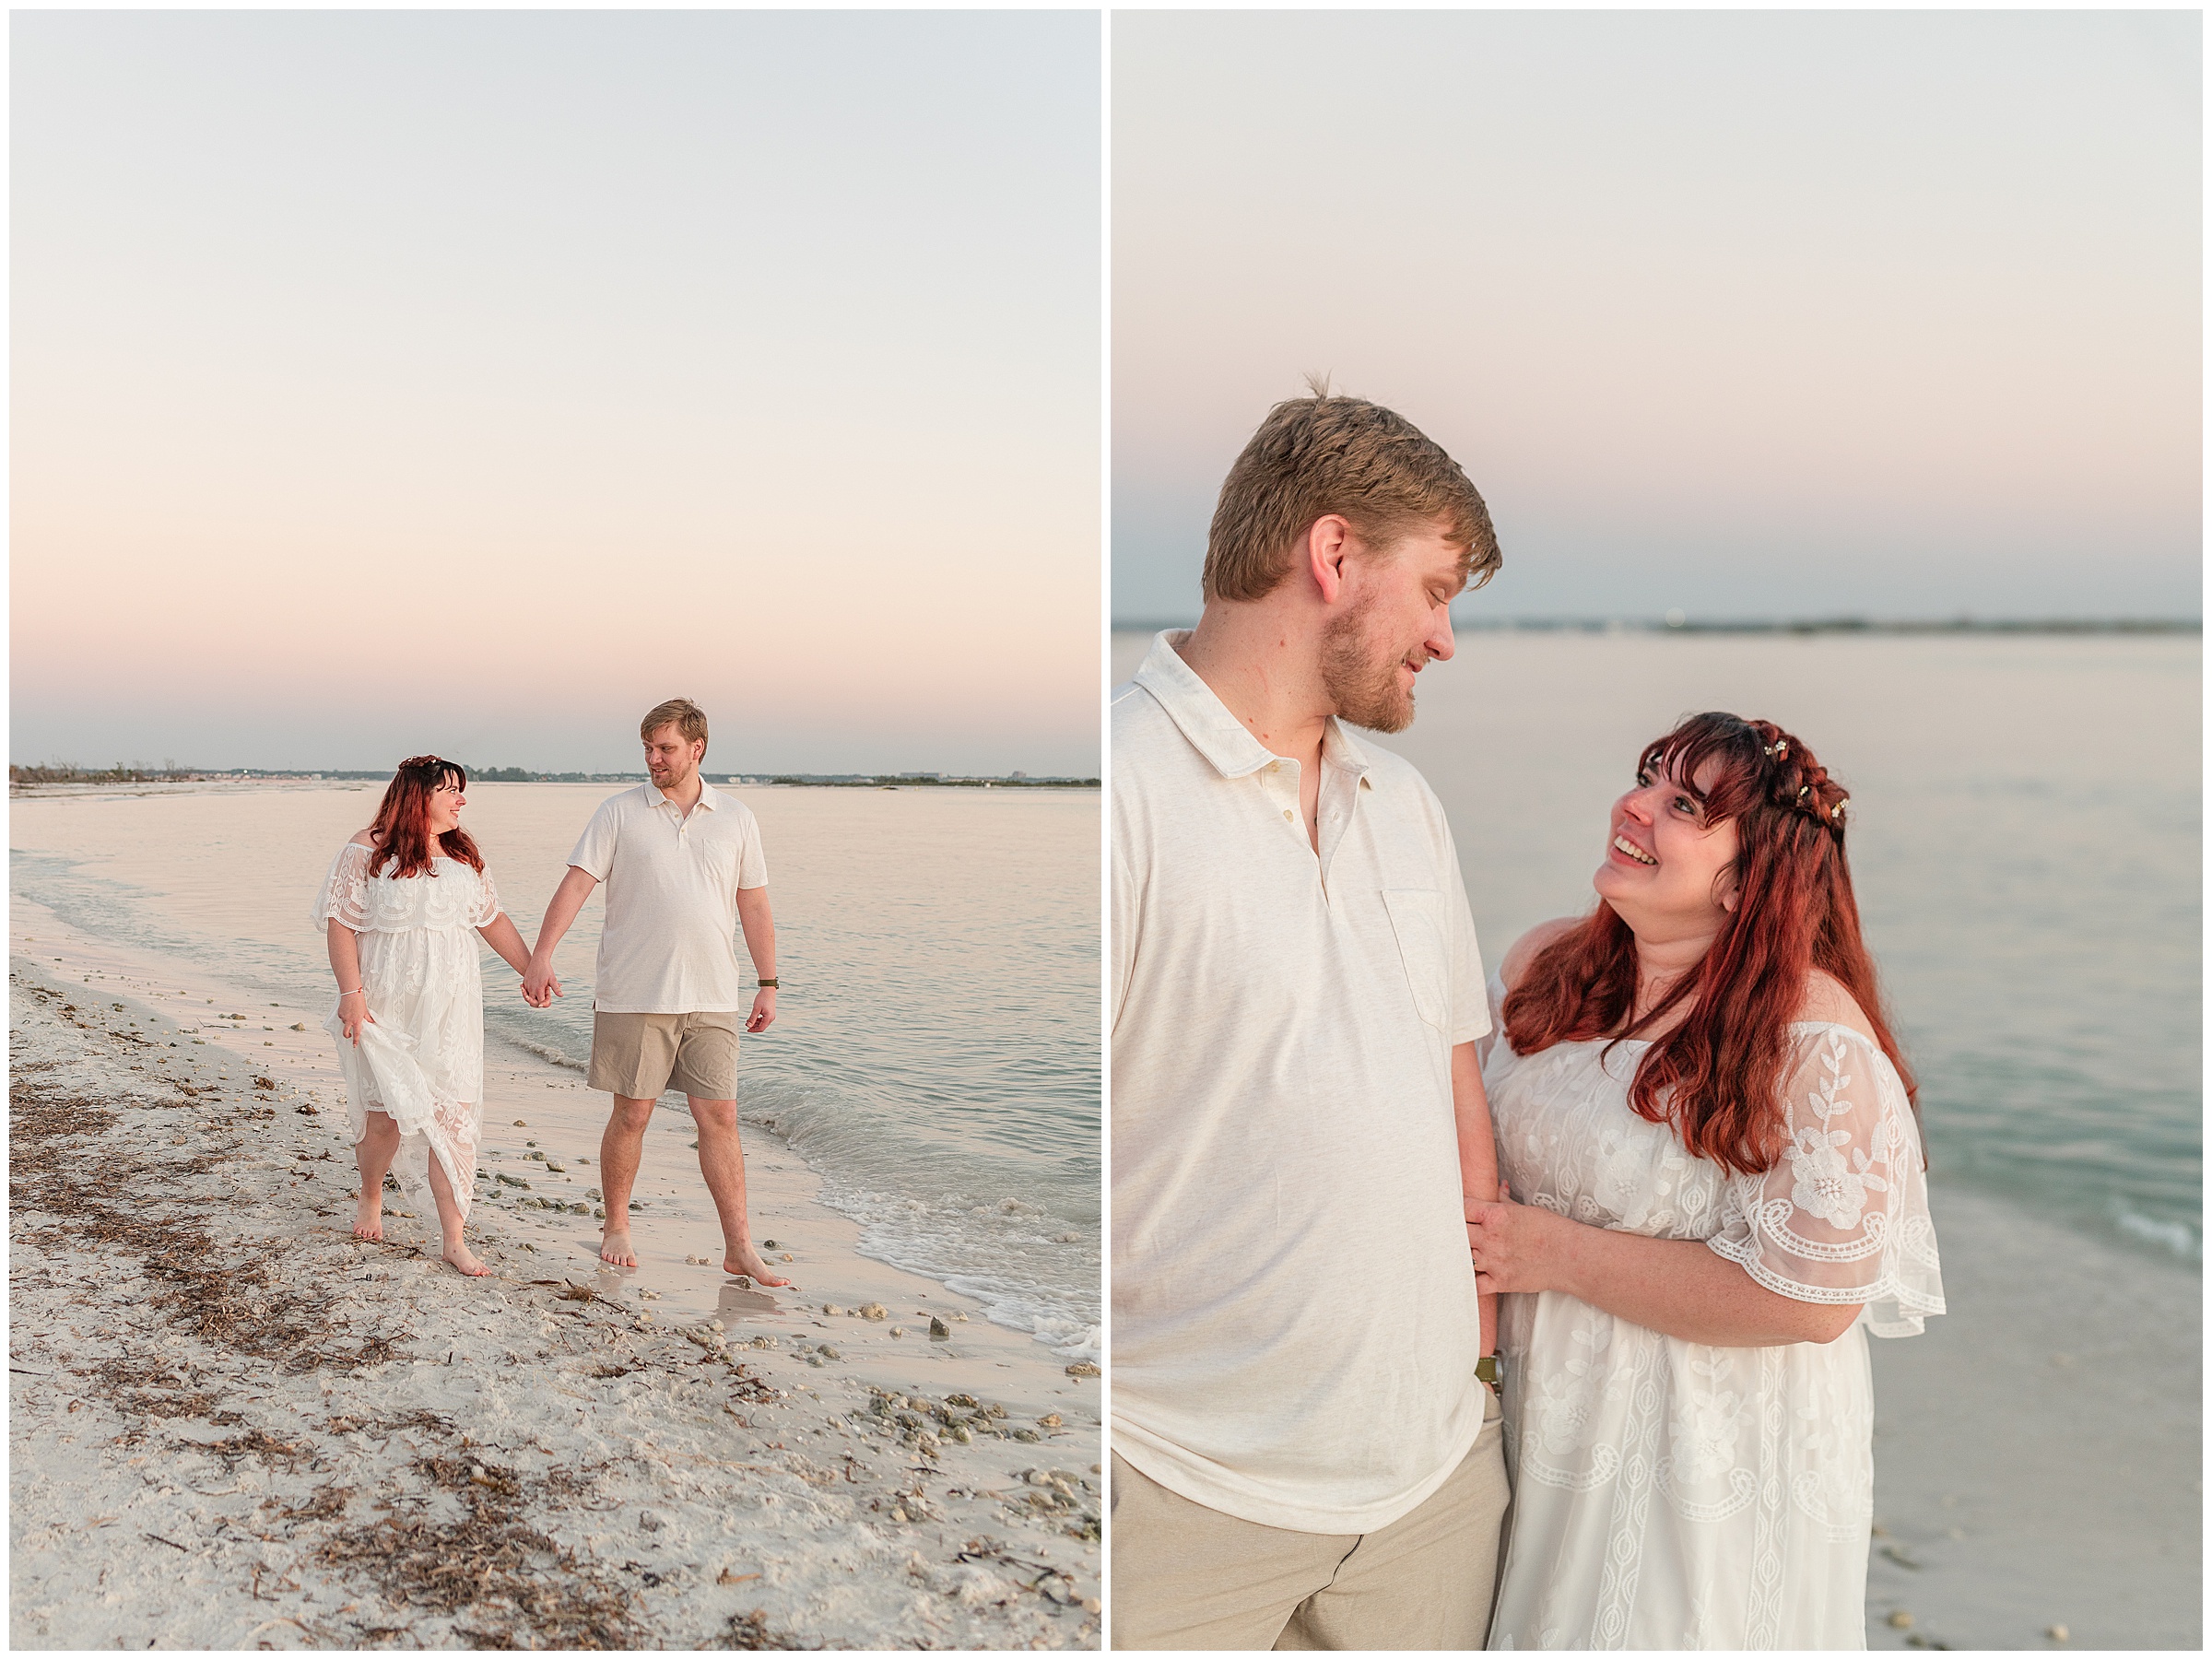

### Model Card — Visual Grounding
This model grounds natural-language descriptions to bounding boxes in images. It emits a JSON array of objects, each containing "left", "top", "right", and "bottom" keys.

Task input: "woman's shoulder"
[
  {"left": 1498, "top": 916, "right": 1583, "bottom": 991},
  {"left": 1793, "top": 969, "right": 1880, "bottom": 1045},
  {"left": 347, "top": 829, "right": 378, "bottom": 849}
]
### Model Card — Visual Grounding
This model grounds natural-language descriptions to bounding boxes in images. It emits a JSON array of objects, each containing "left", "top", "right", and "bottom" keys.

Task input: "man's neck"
[
  {"left": 656, "top": 772, "right": 705, "bottom": 812},
  {"left": 1175, "top": 603, "right": 1334, "bottom": 769}
]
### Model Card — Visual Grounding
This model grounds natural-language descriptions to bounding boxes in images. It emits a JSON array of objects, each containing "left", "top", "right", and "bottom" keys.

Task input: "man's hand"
[
  {"left": 522, "top": 959, "right": 564, "bottom": 1009},
  {"left": 746, "top": 987, "right": 776, "bottom": 1033}
]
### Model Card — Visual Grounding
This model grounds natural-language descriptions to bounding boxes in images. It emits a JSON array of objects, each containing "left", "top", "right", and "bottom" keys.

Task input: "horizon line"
[{"left": 1112, "top": 614, "right": 2204, "bottom": 635}]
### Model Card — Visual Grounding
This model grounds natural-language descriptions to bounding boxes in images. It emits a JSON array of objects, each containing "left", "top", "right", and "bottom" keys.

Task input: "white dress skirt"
[
  {"left": 1481, "top": 979, "right": 1945, "bottom": 1650},
  {"left": 312, "top": 843, "right": 500, "bottom": 1222}
]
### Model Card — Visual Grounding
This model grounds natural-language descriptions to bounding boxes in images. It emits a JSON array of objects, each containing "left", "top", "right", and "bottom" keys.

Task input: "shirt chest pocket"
[
  {"left": 1380, "top": 888, "right": 1451, "bottom": 1032},
  {"left": 695, "top": 839, "right": 737, "bottom": 882}
]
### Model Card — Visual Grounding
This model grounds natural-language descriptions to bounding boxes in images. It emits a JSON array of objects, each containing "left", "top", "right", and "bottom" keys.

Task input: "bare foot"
[
  {"left": 724, "top": 1242, "right": 793, "bottom": 1288},
  {"left": 354, "top": 1188, "right": 384, "bottom": 1242},
  {"left": 600, "top": 1230, "right": 639, "bottom": 1268},
  {"left": 442, "top": 1240, "right": 490, "bottom": 1277}
]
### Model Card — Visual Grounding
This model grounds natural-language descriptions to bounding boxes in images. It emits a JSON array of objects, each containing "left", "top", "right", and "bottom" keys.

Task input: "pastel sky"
[
  {"left": 14, "top": 11, "right": 1100, "bottom": 775},
  {"left": 1112, "top": 10, "right": 2200, "bottom": 623}
]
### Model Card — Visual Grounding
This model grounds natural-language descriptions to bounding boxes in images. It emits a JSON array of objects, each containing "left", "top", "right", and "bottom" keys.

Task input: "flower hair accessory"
[{"left": 1763, "top": 740, "right": 1788, "bottom": 759}]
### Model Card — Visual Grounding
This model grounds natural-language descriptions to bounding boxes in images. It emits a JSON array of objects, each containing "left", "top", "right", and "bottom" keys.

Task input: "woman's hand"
[
  {"left": 338, "top": 990, "right": 374, "bottom": 1046},
  {"left": 1466, "top": 1187, "right": 1570, "bottom": 1295}
]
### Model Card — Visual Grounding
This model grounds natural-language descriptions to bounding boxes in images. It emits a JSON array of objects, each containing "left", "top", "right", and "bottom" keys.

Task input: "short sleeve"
[
  {"left": 1476, "top": 973, "right": 1508, "bottom": 1072},
  {"left": 568, "top": 795, "right": 622, "bottom": 880},
  {"left": 1707, "top": 1025, "right": 1946, "bottom": 1337},
  {"left": 312, "top": 843, "right": 373, "bottom": 932},
  {"left": 735, "top": 817, "right": 768, "bottom": 889},
  {"left": 1110, "top": 782, "right": 1141, "bottom": 1030},
  {"left": 471, "top": 865, "right": 502, "bottom": 928},
  {"left": 1443, "top": 832, "right": 1489, "bottom": 1046}
]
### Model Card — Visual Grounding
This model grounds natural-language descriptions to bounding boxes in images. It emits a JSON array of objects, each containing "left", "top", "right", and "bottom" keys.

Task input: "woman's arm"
[
  {"left": 325, "top": 919, "right": 373, "bottom": 1045},
  {"left": 1466, "top": 1191, "right": 1860, "bottom": 1347},
  {"left": 477, "top": 912, "right": 533, "bottom": 977}
]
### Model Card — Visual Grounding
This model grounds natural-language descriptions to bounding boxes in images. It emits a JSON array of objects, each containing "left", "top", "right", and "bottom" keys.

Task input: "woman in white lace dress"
[
  {"left": 1466, "top": 713, "right": 1943, "bottom": 1649},
  {"left": 314, "top": 756, "right": 534, "bottom": 1277}
]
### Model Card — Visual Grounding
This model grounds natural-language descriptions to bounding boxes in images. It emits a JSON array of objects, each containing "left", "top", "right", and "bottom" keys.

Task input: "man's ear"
[{"left": 1303, "top": 514, "right": 1356, "bottom": 606}]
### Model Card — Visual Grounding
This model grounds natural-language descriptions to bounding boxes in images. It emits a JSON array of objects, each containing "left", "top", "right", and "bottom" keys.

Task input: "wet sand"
[
  {"left": 1864, "top": 1183, "right": 2199, "bottom": 1651},
  {"left": 7, "top": 913, "right": 1100, "bottom": 1649}
]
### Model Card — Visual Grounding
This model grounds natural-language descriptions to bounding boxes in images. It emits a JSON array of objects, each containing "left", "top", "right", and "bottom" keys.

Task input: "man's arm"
[
  {"left": 1453, "top": 1039, "right": 1500, "bottom": 1359},
  {"left": 735, "top": 885, "right": 777, "bottom": 1033},
  {"left": 523, "top": 866, "right": 598, "bottom": 1007}
]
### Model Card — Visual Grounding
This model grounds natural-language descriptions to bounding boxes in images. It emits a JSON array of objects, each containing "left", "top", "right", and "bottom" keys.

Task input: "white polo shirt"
[
  {"left": 568, "top": 782, "right": 769, "bottom": 1014},
  {"left": 1111, "top": 630, "right": 1490, "bottom": 1535}
]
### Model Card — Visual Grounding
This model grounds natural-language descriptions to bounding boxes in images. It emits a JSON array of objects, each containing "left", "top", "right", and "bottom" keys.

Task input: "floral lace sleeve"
[
  {"left": 312, "top": 842, "right": 373, "bottom": 932},
  {"left": 1707, "top": 1025, "right": 1946, "bottom": 1337},
  {"left": 471, "top": 864, "right": 502, "bottom": 928}
]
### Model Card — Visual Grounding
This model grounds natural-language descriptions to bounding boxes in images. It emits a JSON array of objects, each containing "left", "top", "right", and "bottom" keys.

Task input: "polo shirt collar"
[
  {"left": 1135, "top": 629, "right": 1377, "bottom": 783},
  {"left": 647, "top": 779, "right": 722, "bottom": 813}
]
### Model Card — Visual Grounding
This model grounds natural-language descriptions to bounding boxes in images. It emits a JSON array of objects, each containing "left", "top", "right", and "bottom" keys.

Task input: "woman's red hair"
[
  {"left": 1501, "top": 712, "right": 1916, "bottom": 1176},
  {"left": 368, "top": 756, "right": 484, "bottom": 880}
]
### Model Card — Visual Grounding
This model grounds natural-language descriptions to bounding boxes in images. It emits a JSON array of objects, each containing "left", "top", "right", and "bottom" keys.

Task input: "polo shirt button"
[{"left": 1282, "top": 809, "right": 1294, "bottom": 820}]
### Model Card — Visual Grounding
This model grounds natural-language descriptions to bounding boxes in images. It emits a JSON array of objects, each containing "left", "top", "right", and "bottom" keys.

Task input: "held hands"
[
  {"left": 1465, "top": 1182, "right": 1564, "bottom": 1296},
  {"left": 338, "top": 990, "right": 374, "bottom": 1047},
  {"left": 521, "top": 957, "right": 564, "bottom": 1009},
  {"left": 746, "top": 987, "right": 777, "bottom": 1034}
]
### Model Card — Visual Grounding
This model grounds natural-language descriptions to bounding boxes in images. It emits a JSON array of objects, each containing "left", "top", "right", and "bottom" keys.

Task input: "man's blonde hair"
[
  {"left": 1202, "top": 381, "right": 1502, "bottom": 604},
  {"left": 641, "top": 698, "right": 709, "bottom": 752}
]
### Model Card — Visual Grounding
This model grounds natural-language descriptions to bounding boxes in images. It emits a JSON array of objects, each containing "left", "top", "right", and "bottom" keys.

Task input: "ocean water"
[
  {"left": 10, "top": 782, "right": 1101, "bottom": 1355},
  {"left": 1112, "top": 628, "right": 2203, "bottom": 1266}
]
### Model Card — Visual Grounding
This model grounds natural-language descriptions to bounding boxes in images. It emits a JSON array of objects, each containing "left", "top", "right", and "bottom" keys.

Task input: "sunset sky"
[
  {"left": 14, "top": 11, "right": 1101, "bottom": 775},
  {"left": 1112, "top": 10, "right": 2199, "bottom": 623}
]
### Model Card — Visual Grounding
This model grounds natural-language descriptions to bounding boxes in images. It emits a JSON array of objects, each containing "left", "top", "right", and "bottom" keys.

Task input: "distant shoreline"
[
  {"left": 1113, "top": 617, "right": 2202, "bottom": 636},
  {"left": 9, "top": 769, "right": 1100, "bottom": 791}
]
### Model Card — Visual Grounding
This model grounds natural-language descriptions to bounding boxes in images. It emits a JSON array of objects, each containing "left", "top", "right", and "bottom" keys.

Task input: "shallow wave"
[
  {"left": 2114, "top": 1207, "right": 2201, "bottom": 1262},
  {"left": 737, "top": 1073, "right": 1100, "bottom": 1360}
]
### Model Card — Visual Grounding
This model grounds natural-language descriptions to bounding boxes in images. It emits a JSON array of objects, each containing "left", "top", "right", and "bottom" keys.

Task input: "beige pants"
[{"left": 1111, "top": 1388, "right": 1508, "bottom": 1651}]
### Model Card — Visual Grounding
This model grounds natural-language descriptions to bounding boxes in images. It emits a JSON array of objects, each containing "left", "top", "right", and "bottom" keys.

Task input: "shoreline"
[
  {"left": 7, "top": 930, "right": 1101, "bottom": 1648},
  {"left": 1864, "top": 1182, "right": 2200, "bottom": 1650}
]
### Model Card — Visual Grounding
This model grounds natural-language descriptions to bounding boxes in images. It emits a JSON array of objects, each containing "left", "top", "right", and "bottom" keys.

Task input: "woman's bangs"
[{"left": 1641, "top": 719, "right": 1757, "bottom": 818}]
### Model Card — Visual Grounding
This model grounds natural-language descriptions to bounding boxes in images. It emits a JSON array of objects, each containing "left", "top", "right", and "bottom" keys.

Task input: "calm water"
[
  {"left": 1113, "top": 629, "right": 2203, "bottom": 1265},
  {"left": 10, "top": 782, "right": 1102, "bottom": 1353}
]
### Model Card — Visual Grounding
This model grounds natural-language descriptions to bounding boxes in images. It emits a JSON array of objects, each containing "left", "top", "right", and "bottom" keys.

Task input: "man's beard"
[{"left": 1321, "top": 596, "right": 1416, "bottom": 733}]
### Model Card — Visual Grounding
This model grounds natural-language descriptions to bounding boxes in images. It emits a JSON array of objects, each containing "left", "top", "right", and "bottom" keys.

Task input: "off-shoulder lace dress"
[
  {"left": 312, "top": 843, "right": 502, "bottom": 1221},
  {"left": 1480, "top": 978, "right": 1943, "bottom": 1650}
]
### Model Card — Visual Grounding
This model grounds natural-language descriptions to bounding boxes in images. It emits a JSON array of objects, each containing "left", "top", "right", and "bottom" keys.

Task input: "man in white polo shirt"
[
  {"left": 1111, "top": 388, "right": 1508, "bottom": 1649},
  {"left": 523, "top": 698, "right": 787, "bottom": 1286}
]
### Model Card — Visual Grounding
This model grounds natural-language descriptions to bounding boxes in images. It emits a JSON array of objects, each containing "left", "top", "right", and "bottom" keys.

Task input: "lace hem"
[
  {"left": 1707, "top": 1231, "right": 1947, "bottom": 1337},
  {"left": 330, "top": 1008, "right": 478, "bottom": 1223}
]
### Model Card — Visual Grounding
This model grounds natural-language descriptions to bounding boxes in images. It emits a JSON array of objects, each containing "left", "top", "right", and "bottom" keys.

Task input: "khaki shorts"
[
  {"left": 1110, "top": 1387, "right": 1508, "bottom": 1650},
  {"left": 587, "top": 1010, "right": 740, "bottom": 1101}
]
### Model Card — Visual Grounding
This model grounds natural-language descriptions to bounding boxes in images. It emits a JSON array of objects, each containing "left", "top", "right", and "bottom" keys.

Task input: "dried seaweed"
[
  {"left": 267, "top": 1484, "right": 354, "bottom": 1524},
  {"left": 190, "top": 1429, "right": 321, "bottom": 1473},
  {"left": 320, "top": 1505, "right": 642, "bottom": 1649},
  {"left": 715, "top": 1607, "right": 820, "bottom": 1651}
]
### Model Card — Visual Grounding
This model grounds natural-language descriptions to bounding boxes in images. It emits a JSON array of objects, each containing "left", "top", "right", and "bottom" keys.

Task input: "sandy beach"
[{"left": 8, "top": 912, "right": 1101, "bottom": 1649}]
